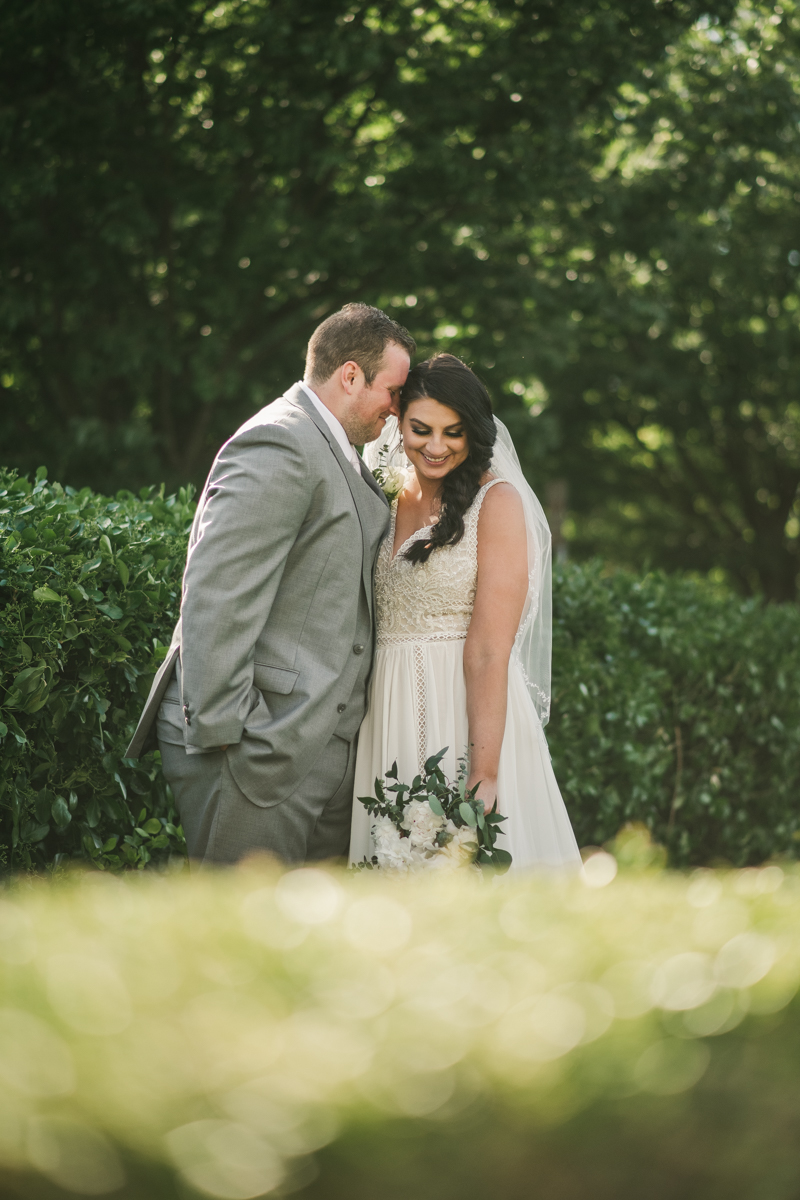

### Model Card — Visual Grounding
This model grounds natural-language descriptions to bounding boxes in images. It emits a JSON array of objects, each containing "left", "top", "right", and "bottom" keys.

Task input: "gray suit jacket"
[{"left": 125, "top": 383, "right": 390, "bottom": 806}]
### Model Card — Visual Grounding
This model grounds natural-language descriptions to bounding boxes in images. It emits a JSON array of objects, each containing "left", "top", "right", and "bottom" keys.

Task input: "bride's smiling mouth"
[{"left": 421, "top": 451, "right": 450, "bottom": 465}]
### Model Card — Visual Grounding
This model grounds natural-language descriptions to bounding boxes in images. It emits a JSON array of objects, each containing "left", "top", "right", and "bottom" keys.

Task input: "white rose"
[{"left": 401, "top": 799, "right": 445, "bottom": 852}]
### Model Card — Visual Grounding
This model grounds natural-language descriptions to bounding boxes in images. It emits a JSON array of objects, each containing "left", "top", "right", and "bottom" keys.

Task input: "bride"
[{"left": 349, "top": 353, "right": 581, "bottom": 871}]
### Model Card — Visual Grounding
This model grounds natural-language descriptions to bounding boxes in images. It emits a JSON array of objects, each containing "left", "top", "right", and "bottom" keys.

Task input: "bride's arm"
[{"left": 463, "top": 483, "right": 528, "bottom": 812}]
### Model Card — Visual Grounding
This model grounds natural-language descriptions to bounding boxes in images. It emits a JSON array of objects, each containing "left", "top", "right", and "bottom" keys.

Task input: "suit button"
[
  {"left": 337, "top": 703, "right": 346, "bottom": 713},
  {"left": 183, "top": 704, "right": 191, "bottom": 726},
  {"left": 353, "top": 644, "right": 364, "bottom": 655}
]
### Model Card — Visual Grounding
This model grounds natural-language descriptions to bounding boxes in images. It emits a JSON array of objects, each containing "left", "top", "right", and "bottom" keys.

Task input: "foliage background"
[
  {"left": 2, "top": 468, "right": 798, "bottom": 872},
  {"left": 8, "top": 0, "right": 800, "bottom": 598},
  {"left": 0, "top": 469, "right": 191, "bottom": 872}
]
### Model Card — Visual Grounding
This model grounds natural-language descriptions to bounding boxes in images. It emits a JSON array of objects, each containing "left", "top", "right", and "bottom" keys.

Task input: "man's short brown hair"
[{"left": 305, "top": 303, "right": 416, "bottom": 387}]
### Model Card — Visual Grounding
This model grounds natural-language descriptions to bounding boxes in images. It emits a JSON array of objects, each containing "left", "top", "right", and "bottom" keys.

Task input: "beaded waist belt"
[{"left": 376, "top": 630, "right": 468, "bottom": 648}]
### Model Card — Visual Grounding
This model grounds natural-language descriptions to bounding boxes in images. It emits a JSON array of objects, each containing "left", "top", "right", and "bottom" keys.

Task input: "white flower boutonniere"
[{"left": 372, "top": 444, "right": 406, "bottom": 503}]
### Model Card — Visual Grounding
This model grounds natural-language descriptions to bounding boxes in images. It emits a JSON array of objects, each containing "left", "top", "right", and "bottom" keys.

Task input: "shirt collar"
[{"left": 298, "top": 381, "right": 361, "bottom": 474}]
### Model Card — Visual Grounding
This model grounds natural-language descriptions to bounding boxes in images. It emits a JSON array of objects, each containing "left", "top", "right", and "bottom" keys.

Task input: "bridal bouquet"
[{"left": 355, "top": 748, "right": 512, "bottom": 874}]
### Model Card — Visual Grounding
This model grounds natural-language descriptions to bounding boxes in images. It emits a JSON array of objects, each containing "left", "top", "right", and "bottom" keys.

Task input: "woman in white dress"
[{"left": 349, "top": 354, "right": 581, "bottom": 871}]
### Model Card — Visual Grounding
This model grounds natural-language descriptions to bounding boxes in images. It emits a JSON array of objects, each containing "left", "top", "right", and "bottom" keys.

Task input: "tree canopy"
[
  {"left": 535, "top": 3, "right": 800, "bottom": 600},
  {"left": 7, "top": 0, "right": 800, "bottom": 599}
]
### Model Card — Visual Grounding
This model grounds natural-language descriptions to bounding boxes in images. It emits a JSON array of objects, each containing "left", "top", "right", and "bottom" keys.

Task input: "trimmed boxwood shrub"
[
  {"left": 548, "top": 563, "right": 800, "bottom": 866},
  {"left": 1, "top": 465, "right": 799, "bottom": 871},
  {"left": 0, "top": 467, "right": 193, "bottom": 871}
]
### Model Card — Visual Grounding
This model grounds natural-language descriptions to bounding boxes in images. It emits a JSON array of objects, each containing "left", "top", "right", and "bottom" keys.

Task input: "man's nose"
[{"left": 388, "top": 395, "right": 400, "bottom": 417}]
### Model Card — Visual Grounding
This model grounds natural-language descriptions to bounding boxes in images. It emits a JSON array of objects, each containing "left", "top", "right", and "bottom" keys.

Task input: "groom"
[{"left": 126, "top": 303, "right": 414, "bottom": 863}]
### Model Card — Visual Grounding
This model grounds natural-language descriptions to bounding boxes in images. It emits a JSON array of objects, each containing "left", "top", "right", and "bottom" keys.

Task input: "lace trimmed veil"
[{"left": 363, "top": 415, "right": 553, "bottom": 726}]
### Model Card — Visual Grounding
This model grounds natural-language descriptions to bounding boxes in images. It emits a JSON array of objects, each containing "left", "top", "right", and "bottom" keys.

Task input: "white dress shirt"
[{"left": 298, "top": 381, "right": 362, "bottom": 475}]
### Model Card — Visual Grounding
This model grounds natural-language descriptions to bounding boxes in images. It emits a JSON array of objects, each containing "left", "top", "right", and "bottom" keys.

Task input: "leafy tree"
[
  {"left": 0, "top": 0, "right": 722, "bottom": 495},
  {"left": 528, "top": 2, "right": 800, "bottom": 600}
]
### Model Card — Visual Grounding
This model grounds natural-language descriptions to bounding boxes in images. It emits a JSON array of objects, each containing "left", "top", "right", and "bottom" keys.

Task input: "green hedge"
[
  {"left": 0, "top": 864, "right": 798, "bottom": 1199},
  {"left": 2, "top": 466, "right": 799, "bottom": 871},
  {"left": 548, "top": 563, "right": 800, "bottom": 866},
  {"left": 0, "top": 467, "right": 193, "bottom": 871}
]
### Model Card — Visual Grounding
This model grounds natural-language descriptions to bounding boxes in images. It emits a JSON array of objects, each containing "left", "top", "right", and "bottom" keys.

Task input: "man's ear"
[{"left": 340, "top": 360, "right": 362, "bottom": 393}]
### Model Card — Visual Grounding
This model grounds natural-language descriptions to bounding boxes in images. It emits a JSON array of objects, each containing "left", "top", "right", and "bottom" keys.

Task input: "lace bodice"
[{"left": 375, "top": 479, "right": 504, "bottom": 647}]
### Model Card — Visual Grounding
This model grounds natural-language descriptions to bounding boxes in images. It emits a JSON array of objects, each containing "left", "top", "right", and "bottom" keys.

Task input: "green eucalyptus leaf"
[
  {"left": 459, "top": 802, "right": 478, "bottom": 828},
  {"left": 424, "top": 747, "right": 448, "bottom": 774}
]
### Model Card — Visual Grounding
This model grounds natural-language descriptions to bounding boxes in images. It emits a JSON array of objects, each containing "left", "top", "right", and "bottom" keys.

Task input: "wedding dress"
[{"left": 349, "top": 444, "right": 582, "bottom": 872}]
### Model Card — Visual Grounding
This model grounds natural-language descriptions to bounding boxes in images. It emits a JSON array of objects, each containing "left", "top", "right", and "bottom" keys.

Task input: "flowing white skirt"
[{"left": 349, "top": 638, "right": 582, "bottom": 872}]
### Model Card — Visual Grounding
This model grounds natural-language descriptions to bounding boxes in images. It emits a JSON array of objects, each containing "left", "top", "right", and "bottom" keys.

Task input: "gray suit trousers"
[{"left": 160, "top": 733, "right": 356, "bottom": 865}]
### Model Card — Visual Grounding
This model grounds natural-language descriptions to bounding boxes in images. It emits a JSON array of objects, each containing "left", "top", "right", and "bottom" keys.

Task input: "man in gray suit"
[{"left": 126, "top": 303, "right": 414, "bottom": 864}]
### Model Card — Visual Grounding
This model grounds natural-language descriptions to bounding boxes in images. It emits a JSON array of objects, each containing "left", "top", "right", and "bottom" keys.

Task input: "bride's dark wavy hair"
[{"left": 400, "top": 353, "right": 496, "bottom": 565}]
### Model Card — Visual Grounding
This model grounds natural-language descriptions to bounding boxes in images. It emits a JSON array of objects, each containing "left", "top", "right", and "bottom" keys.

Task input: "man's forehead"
[{"left": 380, "top": 343, "right": 411, "bottom": 380}]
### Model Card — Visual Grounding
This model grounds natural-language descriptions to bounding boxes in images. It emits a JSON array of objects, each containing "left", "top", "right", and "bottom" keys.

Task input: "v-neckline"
[{"left": 389, "top": 500, "right": 433, "bottom": 564}]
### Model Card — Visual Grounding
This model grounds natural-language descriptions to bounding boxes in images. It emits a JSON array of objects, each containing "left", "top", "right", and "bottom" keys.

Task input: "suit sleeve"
[{"left": 179, "top": 423, "right": 309, "bottom": 749}]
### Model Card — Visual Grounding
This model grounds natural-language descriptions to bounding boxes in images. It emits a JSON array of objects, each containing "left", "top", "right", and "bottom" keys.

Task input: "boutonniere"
[{"left": 372, "top": 444, "right": 406, "bottom": 503}]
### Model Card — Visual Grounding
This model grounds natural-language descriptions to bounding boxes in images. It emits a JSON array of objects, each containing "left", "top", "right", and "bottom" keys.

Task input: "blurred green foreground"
[{"left": 0, "top": 862, "right": 798, "bottom": 1200}]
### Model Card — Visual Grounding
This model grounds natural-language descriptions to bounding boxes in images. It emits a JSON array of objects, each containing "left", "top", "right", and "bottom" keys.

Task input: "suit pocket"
[{"left": 253, "top": 663, "right": 299, "bottom": 695}]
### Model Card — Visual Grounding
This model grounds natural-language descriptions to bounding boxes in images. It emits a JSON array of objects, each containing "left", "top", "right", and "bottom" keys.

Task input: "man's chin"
[{"left": 363, "top": 415, "right": 389, "bottom": 443}]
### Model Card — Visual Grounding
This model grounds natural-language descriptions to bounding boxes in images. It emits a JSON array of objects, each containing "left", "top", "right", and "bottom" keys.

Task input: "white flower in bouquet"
[
  {"left": 442, "top": 820, "right": 480, "bottom": 868},
  {"left": 425, "top": 824, "right": 479, "bottom": 873},
  {"left": 401, "top": 798, "right": 445, "bottom": 852},
  {"left": 371, "top": 814, "right": 423, "bottom": 872}
]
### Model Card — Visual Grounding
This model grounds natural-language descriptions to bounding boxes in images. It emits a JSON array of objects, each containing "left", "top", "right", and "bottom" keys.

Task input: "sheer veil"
[{"left": 363, "top": 415, "right": 553, "bottom": 726}]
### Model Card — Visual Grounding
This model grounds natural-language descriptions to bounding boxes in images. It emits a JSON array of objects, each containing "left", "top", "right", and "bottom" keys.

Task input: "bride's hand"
[{"left": 467, "top": 775, "right": 498, "bottom": 815}]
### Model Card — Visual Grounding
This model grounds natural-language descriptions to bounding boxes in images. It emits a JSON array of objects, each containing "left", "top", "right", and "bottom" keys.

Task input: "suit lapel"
[
  {"left": 284, "top": 384, "right": 388, "bottom": 615},
  {"left": 358, "top": 454, "right": 390, "bottom": 505}
]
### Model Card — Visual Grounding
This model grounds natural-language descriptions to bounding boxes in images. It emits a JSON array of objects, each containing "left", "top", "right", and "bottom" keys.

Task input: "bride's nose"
[{"left": 426, "top": 434, "right": 448, "bottom": 455}]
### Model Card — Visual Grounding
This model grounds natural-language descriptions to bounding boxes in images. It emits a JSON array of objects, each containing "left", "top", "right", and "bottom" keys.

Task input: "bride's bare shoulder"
[{"left": 476, "top": 479, "right": 525, "bottom": 532}]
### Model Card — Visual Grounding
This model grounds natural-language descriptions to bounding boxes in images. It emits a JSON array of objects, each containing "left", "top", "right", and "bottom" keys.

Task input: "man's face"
[{"left": 341, "top": 342, "right": 410, "bottom": 444}]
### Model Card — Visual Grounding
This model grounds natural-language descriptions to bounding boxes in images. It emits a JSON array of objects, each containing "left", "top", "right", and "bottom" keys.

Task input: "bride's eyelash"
[{"left": 410, "top": 425, "right": 464, "bottom": 436}]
